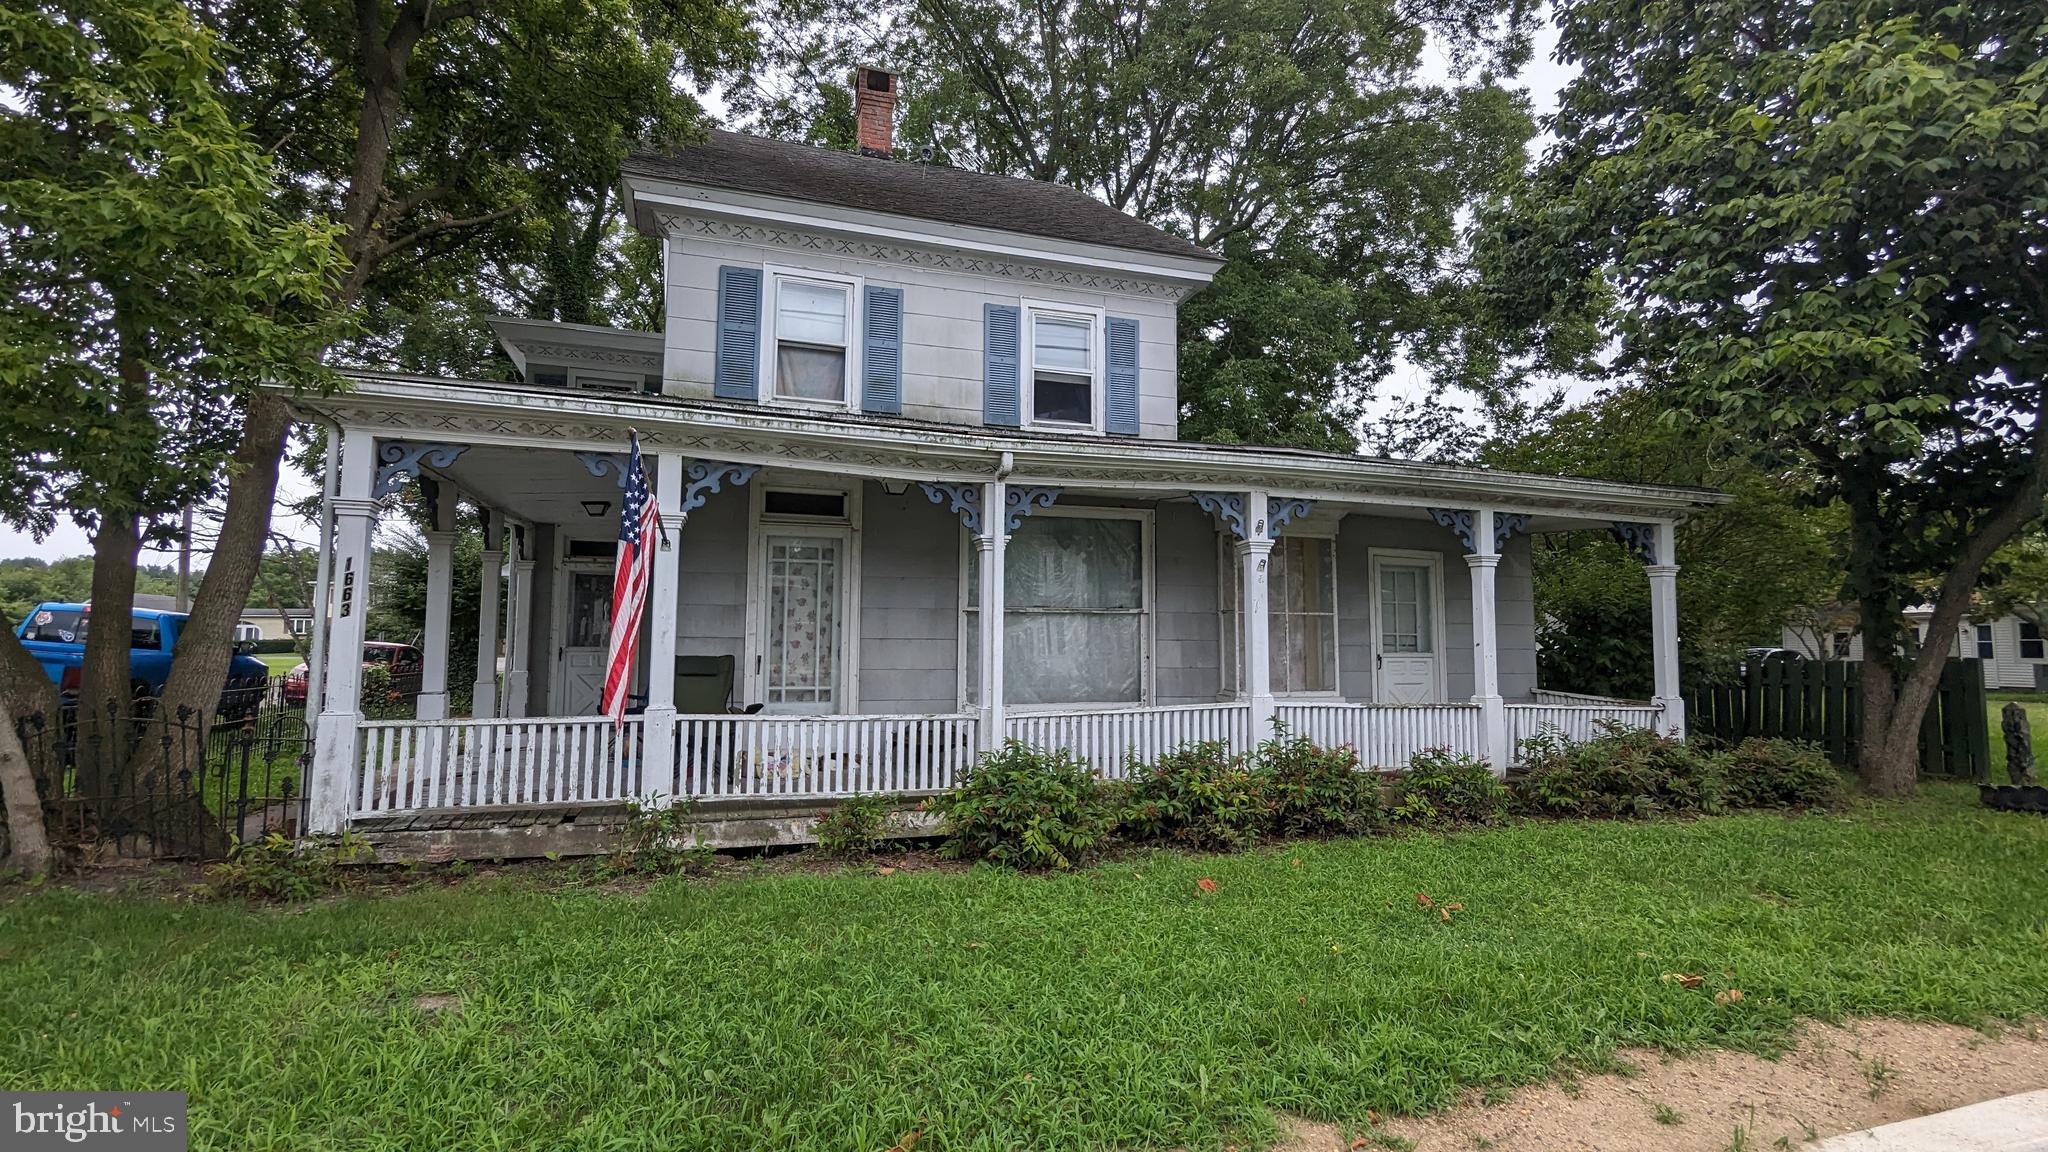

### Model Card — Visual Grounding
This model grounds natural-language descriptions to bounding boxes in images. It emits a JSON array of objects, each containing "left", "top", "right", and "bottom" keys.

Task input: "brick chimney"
[{"left": 854, "top": 66, "right": 897, "bottom": 158}]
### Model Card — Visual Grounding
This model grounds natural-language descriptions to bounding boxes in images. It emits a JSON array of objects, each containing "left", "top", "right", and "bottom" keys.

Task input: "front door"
[
  {"left": 558, "top": 570, "right": 613, "bottom": 716},
  {"left": 1372, "top": 554, "right": 1441, "bottom": 704},
  {"left": 757, "top": 532, "right": 846, "bottom": 714}
]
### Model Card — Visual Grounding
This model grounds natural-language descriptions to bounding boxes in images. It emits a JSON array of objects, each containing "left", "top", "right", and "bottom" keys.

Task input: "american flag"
[{"left": 602, "top": 433, "right": 659, "bottom": 725}]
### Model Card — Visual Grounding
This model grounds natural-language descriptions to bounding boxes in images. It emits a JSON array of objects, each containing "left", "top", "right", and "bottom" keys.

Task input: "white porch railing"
[
  {"left": 1530, "top": 688, "right": 1649, "bottom": 706},
  {"left": 356, "top": 716, "right": 646, "bottom": 814},
  {"left": 1273, "top": 702, "right": 1485, "bottom": 768},
  {"left": 678, "top": 713, "right": 979, "bottom": 799},
  {"left": 1004, "top": 702, "right": 1253, "bottom": 777},
  {"left": 1506, "top": 703, "right": 1667, "bottom": 751}
]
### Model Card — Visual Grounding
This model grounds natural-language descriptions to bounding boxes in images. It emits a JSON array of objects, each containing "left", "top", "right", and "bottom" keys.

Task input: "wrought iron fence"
[{"left": 8, "top": 693, "right": 311, "bottom": 861}]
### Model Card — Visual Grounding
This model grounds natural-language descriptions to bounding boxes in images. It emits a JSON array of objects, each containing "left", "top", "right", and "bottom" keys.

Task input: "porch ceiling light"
[
  {"left": 881, "top": 479, "right": 910, "bottom": 496},
  {"left": 581, "top": 499, "right": 611, "bottom": 518}
]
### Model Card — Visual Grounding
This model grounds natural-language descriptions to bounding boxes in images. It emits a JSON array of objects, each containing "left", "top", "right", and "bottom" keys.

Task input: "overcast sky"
[{"left": 0, "top": 15, "right": 1578, "bottom": 565}]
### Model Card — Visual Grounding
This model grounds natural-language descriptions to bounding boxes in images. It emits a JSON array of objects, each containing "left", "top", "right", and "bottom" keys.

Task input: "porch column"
[
  {"left": 504, "top": 535, "right": 535, "bottom": 718},
  {"left": 976, "top": 480, "right": 1007, "bottom": 751},
  {"left": 642, "top": 452, "right": 686, "bottom": 793},
  {"left": 1239, "top": 490, "right": 1275, "bottom": 743},
  {"left": 1467, "top": 506, "right": 1509, "bottom": 773},
  {"left": 307, "top": 427, "right": 377, "bottom": 834},
  {"left": 415, "top": 486, "right": 458, "bottom": 722},
  {"left": 472, "top": 518, "right": 503, "bottom": 719},
  {"left": 1649, "top": 520, "right": 1686, "bottom": 737}
]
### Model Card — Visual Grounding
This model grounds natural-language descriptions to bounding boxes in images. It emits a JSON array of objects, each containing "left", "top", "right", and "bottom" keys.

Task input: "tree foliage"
[
  {"left": 740, "top": 0, "right": 1541, "bottom": 451},
  {"left": 1482, "top": 387, "right": 1841, "bottom": 696},
  {"left": 1482, "top": 0, "right": 2048, "bottom": 792}
]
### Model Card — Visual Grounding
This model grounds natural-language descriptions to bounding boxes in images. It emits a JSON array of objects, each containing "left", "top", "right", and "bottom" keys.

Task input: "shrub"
[
  {"left": 1720, "top": 738, "right": 1842, "bottom": 809},
  {"left": 1391, "top": 748, "right": 1510, "bottom": 826},
  {"left": 1125, "top": 741, "right": 1268, "bottom": 850},
  {"left": 1511, "top": 723, "right": 1722, "bottom": 819},
  {"left": 1258, "top": 733, "right": 1379, "bottom": 836},
  {"left": 205, "top": 831, "right": 367, "bottom": 901},
  {"left": 815, "top": 793, "right": 895, "bottom": 856},
  {"left": 930, "top": 741, "right": 1115, "bottom": 870},
  {"left": 602, "top": 796, "right": 714, "bottom": 878}
]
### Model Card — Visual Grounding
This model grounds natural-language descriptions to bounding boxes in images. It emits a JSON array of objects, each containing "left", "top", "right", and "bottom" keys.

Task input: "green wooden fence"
[{"left": 1685, "top": 659, "right": 1991, "bottom": 780}]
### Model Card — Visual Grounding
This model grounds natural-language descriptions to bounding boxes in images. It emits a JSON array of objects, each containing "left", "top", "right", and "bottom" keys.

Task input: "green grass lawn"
[
  {"left": 1989, "top": 692, "right": 2048, "bottom": 778},
  {"left": 254, "top": 651, "right": 303, "bottom": 674},
  {"left": 4, "top": 784, "right": 2046, "bottom": 1151}
]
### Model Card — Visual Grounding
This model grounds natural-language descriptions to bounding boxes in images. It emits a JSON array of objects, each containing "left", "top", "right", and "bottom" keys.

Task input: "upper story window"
[
  {"left": 770, "top": 271, "right": 855, "bottom": 405},
  {"left": 1025, "top": 303, "right": 1101, "bottom": 429},
  {"left": 2022, "top": 621, "right": 2044, "bottom": 660}
]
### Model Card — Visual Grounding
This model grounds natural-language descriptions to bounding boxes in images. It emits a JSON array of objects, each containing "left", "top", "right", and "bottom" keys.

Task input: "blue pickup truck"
[{"left": 15, "top": 602, "right": 272, "bottom": 718}]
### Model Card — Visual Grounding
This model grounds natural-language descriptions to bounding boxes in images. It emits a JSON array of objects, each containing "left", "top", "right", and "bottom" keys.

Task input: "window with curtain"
[
  {"left": 1219, "top": 535, "right": 1338, "bottom": 695},
  {"left": 773, "top": 277, "right": 849, "bottom": 402},
  {"left": 964, "top": 514, "right": 1145, "bottom": 705},
  {"left": 1028, "top": 309, "right": 1095, "bottom": 425}
]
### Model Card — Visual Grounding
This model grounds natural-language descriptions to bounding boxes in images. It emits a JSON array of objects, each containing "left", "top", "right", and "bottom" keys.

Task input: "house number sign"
[{"left": 339, "top": 558, "right": 356, "bottom": 619}]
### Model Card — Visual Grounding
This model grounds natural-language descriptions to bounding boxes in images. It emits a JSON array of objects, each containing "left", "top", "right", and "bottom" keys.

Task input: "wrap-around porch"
[{"left": 300, "top": 396, "right": 1692, "bottom": 833}]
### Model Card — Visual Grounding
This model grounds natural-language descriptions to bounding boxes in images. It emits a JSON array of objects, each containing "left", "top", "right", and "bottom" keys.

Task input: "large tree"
[
  {"left": 1482, "top": 0, "right": 2048, "bottom": 792},
  {"left": 740, "top": 0, "right": 1541, "bottom": 451},
  {"left": 0, "top": 0, "right": 345, "bottom": 866},
  {"left": 146, "top": 0, "right": 754, "bottom": 738}
]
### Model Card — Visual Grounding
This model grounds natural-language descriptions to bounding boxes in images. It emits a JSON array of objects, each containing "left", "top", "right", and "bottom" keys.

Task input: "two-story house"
[{"left": 293, "top": 68, "right": 1719, "bottom": 847}]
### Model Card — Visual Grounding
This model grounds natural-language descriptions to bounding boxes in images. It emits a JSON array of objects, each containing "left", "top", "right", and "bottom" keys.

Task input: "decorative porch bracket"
[
  {"left": 1003, "top": 487, "right": 1060, "bottom": 533},
  {"left": 1495, "top": 512, "right": 1533, "bottom": 551},
  {"left": 373, "top": 442, "right": 467, "bottom": 498},
  {"left": 1609, "top": 521, "right": 1659, "bottom": 563},
  {"left": 1190, "top": 492, "right": 1252, "bottom": 539},
  {"left": 920, "top": 482, "right": 983, "bottom": 534},
  {"left": 573, "top": 451, "right": 629, "bottom": 489},
  {"left": 1270, "top": 498, "right": 1315, "bottom": 533},
  {"left": 681, "top": 461, "right": 758, "bottom": 515},
  {"left": 1428, "top": 508, "right": 1534, "bottom": 554}
]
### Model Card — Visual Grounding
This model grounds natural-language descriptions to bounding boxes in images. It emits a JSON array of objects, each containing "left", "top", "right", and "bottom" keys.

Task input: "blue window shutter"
[
  {"left": 862, "top": 285, "right": 903, "bottom": 414},
  {"left": 713, "top": 265, "right": 761, "bottom": 401},
  {"left": 984, "top": 304, "right": 1021, "bottom": 427},
  {"left": 1105, "top": 315, "right": 1140, "bottom": 435}
]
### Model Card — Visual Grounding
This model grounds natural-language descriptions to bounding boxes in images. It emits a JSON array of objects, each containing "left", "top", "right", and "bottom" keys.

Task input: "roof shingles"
[{"left": 625, "top": 131, "right": 1216, "bottom": 263}]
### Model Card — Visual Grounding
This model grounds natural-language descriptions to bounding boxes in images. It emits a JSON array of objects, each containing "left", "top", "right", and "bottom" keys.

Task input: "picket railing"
[
  {"left": 678, "top": 713, "right": 979, "bottom": 799},
  {"left": 1530, "top": 688, "right": 1647, "bottom": 707},
  {"left": 1271, "top": 702, "right": 1484, "bottom": 768},
  {"left": 1005, "top": 702, "right": 1253, "bottom": 776},
  {"left": 356, "top": 716, "right": 645, "bottom": 814},
  {"left": 1506, "top": 703, "right": 1666, "bottom": 751}
]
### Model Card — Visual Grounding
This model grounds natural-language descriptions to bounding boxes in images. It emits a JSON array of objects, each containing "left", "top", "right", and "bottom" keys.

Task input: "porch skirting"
[{"left": 345, "top": 700, "right": 1671, "bottom": 821}]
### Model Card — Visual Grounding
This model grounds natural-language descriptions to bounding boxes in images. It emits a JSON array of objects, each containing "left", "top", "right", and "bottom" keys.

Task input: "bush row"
[{"left": 929, "top": 724, "right": 1843, "bottom": 870}]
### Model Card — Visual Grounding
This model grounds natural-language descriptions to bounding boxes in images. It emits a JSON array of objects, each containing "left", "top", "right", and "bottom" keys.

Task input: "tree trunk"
[
  {"left": 0, "top": 623, "right": 61, "bottom": 723},
  {"left": 154, "top": 395, "right": 293, "bottom": 730},
  {"left": 1855, "top": 653, "right": 1915, "bottom": 796},
  {"left": 79, "top": 511, "right": 139, "bottom": 801},
  {"left": 0, "top": 700, "right": 54, "bottom": 876}
]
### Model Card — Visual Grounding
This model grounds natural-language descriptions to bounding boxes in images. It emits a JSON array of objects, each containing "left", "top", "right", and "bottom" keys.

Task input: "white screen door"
[
  {"left": 557, "top": 570, "right": 613, "bottom": 716},
  {"left": 760, "top": 533, "right": 845, "bottom": 713},
  {"left": 1372, "top": 555, "right": 1441, "bottom": 704}
]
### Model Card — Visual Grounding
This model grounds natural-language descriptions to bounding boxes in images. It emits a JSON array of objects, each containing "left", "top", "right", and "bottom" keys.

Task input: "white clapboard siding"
[
  {"left": 355, "top": 716, "right": 645, "bottom": 814},
  {"left": 1005, "top": 702, "right": 1254, "bottom": 776},
  {"left": 1506, "top": 703, "right": 1667, "bottom": 756},
  {"left": 1272, "top": 703, "right": 1484, "bottom": 769},
  {"left": 677, "top": 713, "right": 979, "bottom": 799}
]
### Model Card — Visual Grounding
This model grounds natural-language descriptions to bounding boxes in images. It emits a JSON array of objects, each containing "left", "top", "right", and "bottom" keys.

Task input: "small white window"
[
  {"left": 1831, "top": 631, "right": 1852, "bottom": 659},
  {"left": 1024, "top": 304, "right": 1101, "bottom": 428},
  {"left": 2022, "top": 621, "right": 2044, "bottom": 661},
  {"left": 1976, "top": 623, "right": 1994, "bottom": 661},
  {"left": 771, "top": 275, "right": 852, "bottom": 404}
]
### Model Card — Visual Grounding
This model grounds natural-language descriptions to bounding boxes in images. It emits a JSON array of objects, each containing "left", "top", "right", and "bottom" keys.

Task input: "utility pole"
[{"left": 176, "top": 507, "right": 193, "bottom": 611}]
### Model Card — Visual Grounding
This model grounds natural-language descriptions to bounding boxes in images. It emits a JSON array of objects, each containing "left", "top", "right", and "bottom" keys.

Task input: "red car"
[{"left": 284, "top": 641, "right": 424, "bottom": 708}]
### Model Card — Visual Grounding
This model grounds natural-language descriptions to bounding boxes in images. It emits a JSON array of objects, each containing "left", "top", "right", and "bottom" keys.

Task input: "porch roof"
[{"left": 294, "top": 371, "right": 1728, "bottom": 521}]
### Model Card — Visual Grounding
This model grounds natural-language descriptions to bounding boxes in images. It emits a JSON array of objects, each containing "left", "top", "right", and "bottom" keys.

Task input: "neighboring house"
[
  {"left": 288, "top": 69, "right": 1723, "bottom": 840},
  {"left": 1783, "top": 609, "right": 2047, "bottom": 690},
  {"left": 238, "top": 606, "right": 314, "bottom": 643}
]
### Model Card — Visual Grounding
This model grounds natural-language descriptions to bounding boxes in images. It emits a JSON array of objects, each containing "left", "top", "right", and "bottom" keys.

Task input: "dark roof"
[{"left": 624, "top": 130, "right": 1216, "bottom": 263}]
